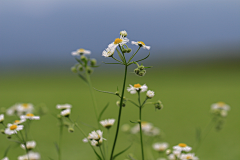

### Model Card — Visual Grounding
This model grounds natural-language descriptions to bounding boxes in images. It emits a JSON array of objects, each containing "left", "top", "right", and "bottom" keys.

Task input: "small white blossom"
[
  {"left": 153, "top": 142, "right": 169, "bottom": 152},
  {"left": 18, "top": 152, "right": 40, "bottom": 160},
  {"left": 20, "top": 113, "right": 40, "bottom": 120},
  {"left": 120, "top": 30, "right": 127, "bottom": 37},
  {"left": 13, "top": 119, "right": 26, "bottom": 125},
  {"left": 108, "top": 37, "right": 129, "bottom": 49},
  {"left": 5, "top": 123, "right": 24, "bottom": 135},
  {"left": 131, "top": 41, "right": 150, "bottom": 50},
  {"left": 211, "top": 102, "right": 230, "bottom": 111},
  {"left": 173, "top": 143, "right": 192, "bottom": 152},
  {"left": 102, "top": 47, "right": 115, "bottom": 57},
  {"left": 146, "top": 90, "right": 155, "bottom": 98},
  {"left": 17, "top": 103, "right": 34, "bottom": 115},
  {"left": 180, "top": 153, "right": 199, "bottom": 160},
  {"left": 71, "top": 48, "right": 91, "bottom": 56},
  {"left": 88, "top": 130, "right": 103, "bottom": 140},
  {"left": 0, "top": 114, "right": 4, "bottom": 123},
  {"left": 127, "top": 84, "right": 148, "bottom": 94},
  {"left": 60, "top": 109, "right": 71, "bottom": 117},
  {"left": 82, "top": 138, "right": 88, "bottom": 143},
  {"left": 56, "top": 104, "right": 72, "bottom": 110},
  {"left": 21, "top": 141, "right": 36, "bottom": 150},
  {"left": 2, "top": 157, "right": 9, "bottom": 160},
  {"left": 100, "top": 119, "right": 115, "bottom": 129}
]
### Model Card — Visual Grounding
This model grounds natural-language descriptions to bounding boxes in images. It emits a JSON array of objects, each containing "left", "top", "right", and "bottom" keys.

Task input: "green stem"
[
  {"left": 110, "top": 64, "right": 128, "bottom": 160},
  {"left": 58, "top": 118, "right": 63, "bottom": 160},
  {"left": 138, "top": 92, "right": 145, "bottom": 160},
  {"left": 85, "top": 69, "right": 99, "bottom": 127},
  {"left": 128, "top": 46, "right": 141, "bottom": 63},
  {"left": 100, "top": 146, "right": 105, "bottom": 160}
]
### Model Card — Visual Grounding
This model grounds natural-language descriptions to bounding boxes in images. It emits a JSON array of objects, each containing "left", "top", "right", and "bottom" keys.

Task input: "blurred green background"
[{"left": 1, "top": 59, "right": 240, "bottom": 160}]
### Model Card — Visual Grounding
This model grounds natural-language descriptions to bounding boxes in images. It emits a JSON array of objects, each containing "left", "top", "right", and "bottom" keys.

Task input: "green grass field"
[{"left": 1, "top": 61, "right": 240, "bottom": 160}]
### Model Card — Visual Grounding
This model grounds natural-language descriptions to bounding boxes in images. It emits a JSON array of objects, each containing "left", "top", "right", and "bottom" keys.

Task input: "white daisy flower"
[
  {"left": 100, "top": 119, "right": 115, "bottom": 129},
  {"left": 173, "top": 143, "right": 192, "bottom": 152},
  {"left": 211, "top": 102, "right": 230, "bottom": 111},
  {"left": 120, "top": 30, "right": 127, "bottom": 37},
  {"left": 82, "top": 138, "right": 88, "bottom": 143},
  {"left": 6, "top": 103, "right": 19, "bottom": 116},
  {"left": 131, "top": 41, "right": 150, "bottom": 50},
  {"left": 18, "top": 151, "right": 40, "bottom": 160},
  {"left": 60, "top": 109, "right": 71, "bottom": 117},
  {"left": 168, "top": 150, "right": 181, "bottom": 160},
  {"left": 20, "top": 113, "right": 40, "bottom": 120},
  {"left": 108, "top": 37, "right": 129, "bottom": 49},
  {"left": 127, "top": 83, "right": 148, "bottom": 94},
  {"left": 21, "top": 141, "right": 36, "bottom": 150},
  {"left": 2, "top": 157, "right": 9, "bottom": 160},
  {"left": 88, "top": 130, "right": 103, "bottom": 141},
  {"left": 91, "top": 138, "right": 104, "bottom": 147},
  {"left": 17, "top": 103, "right": 34, "bottom": 115},
  {"left": 102, "top": 47, "right": 116, "bottom": 57},
  {"left": 0, "top": 114, "right": 4, "bottom": 123},
  {"left": 56, "top": 104, "right": 72, "bottom": 110},
  {"left": 180, "top": 153, "right": 199, "bottom": 160},
  {"left": 153, "top": 142, "right": 169, "bottom": 152},
  {"left": 71, "top": 48, "right": 91, "bottom": 56},
  {"left": 4, "top": 123, "right": 24, "bottom": 135},
  {"left": 13, "top": 119, "right": 26, "bottom": 125},
  {"left": 146, "top": 90, "right": 155, "bottom": 98}
]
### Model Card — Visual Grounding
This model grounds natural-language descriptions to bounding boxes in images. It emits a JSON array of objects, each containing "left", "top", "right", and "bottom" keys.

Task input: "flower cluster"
[
  {"left": 57, "top": 104, "right": 72, "bottom": 117},
  {"left": 167, "top": 143, "right": 198, "bottom": 160},
  {"left": 130, "top": 122, "right": 160, "bottom": 136},
  {"left": 100, "top": 119, "right": 115, "bottom": 129},
  {"left": 211, "top": 102, "right": 230, "bottom": 117},
  {"left": 6, "top": 103, "right": 34, "bottom": 116},
  {"left": 83, "top": 130, "right": 106, "bottom": 147}
]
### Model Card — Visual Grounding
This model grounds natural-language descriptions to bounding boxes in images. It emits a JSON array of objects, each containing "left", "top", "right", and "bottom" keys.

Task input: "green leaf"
[
  {"left": 112, "top": 144, "right": 132, "bottom": 160},
  {"left": 75, "top": 57, "right": 83, "bottom": 65},
  {"left": 144, "top": 66, "right": 153, "bottom": 68},
  {"left": 3, "top": 145, "right": 11, "bottom": 157},
  {"left": 93, "top": 88, "right": 116, "bottom": 95},
  {"left": 78, "top": 73, "right": 88, "bottom": 84},
  {"left": 98, "top": 103, "right": 109, "bottom": 122},
  {"left": 135, "top": 52, "right": 150, "bottom": 63},
  {"left": 54, "top": 142, "right": 60, "bottom": 154}
]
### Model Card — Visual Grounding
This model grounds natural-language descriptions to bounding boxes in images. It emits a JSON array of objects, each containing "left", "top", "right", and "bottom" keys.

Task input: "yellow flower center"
[
  {"left": 178, "top": 143, "right": 187, "bottom": 147},
  {"left": 138, "top": 41, "right": 145, "bottom": 46},
  {"left": 114, "top": 38, "right": 123, "bottom": 44},
  {"left": 26, "top": 113, "right": 34, "bottom": 117},
  {"left": 10, "top": 125, "right": 17, "bottom": 130},
  {"left": 217, "top": 102, "right": 225, "bottom": 107},
  {"left": 186, "top": 156, "right": 192, "bottom": 159},
  {"left": 14, "top": 120, "right": 20, "bottom": 123},
  {"left": 78, "top": 48, "right": 85, "bottom": 53},
  {"left": 22, "top": 103, "right": 29, "bottom": 108},
  {"left": 134, "top": 84, "right": 141, "bottom": 88}
]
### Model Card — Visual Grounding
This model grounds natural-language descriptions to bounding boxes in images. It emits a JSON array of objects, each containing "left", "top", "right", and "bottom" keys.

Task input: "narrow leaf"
[
  {"left": 54, "top": 142, "right": 60, "bottom": 153},
  {"left": 93, "top": 88, "right": 116, "bottom": 95},
  {"left": 144, "top": 66, "right": 153, "bottom": 68},
  {"left": 78, "top": 73, "right": 88, "bottom": 84},
  {"left": 103, "top": 62, "right": 123, "bottom": 65},
  {"left": 98, "top": 103, "right": 109, "bottom": 121},
  {"left": 3, "top": 145, "right": 11, "bottom": 157},
  {"left": 112, "top": 144, "right": 132, "bottom": 160},
  {"left": 135, "top": 52, "right": 150, "bottom": 62},
  {"left": 116, "top": 48, "right": 125, "bottom": 63},
  {"left": 74, "top": 57, "right": 83, "bottom": 65}
]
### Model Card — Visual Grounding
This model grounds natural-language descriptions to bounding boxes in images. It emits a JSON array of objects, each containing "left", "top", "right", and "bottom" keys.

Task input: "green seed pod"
[
  {"left": 81, "top": 55, "right": 88, "bottom": 63},
  {"left": 86, "top": 67, "right": 93, "bottom": 74},
  {"left": 116, "top": 100, "right": 126, "bottom": 107},
  {"left": 90, "top": 59, "right": 97, "bottom": 66},
  {"left": 126, "top": 48, "right": 132, "bottom": 53},
  {"left": 154, "top": 100, "right": 163, "bottom": 110},
  {"left": 7, "top": 135, "right": 11, "bottom": 139},
  {"left": 138, "top": 70, "right": 146, "bottom": 76},
  {"left": 115, "top": 91, "right": 120, "bottom": 96},
  {"left": 134, "top": 68, "right": 140, "bottom": 74},
  {"left": 138, "top": 65, "right": 145, "bottom": 70},
  {"left": 1, "top": 129, "right": 5, "bottom": 134},
  {"left": 71, "top": 66, "right": 77, "bottom": 73},
  {"left": 77, "top": 65, "right": 83, "bottom": 71},
  {"left": 122, "top": 49, "right": 127, "bottom": 53}
]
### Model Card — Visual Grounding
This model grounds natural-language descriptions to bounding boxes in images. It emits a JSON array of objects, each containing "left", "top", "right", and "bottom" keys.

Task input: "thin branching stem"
[{"left": 138, "top": 92, "right": 145, "bottom": 160}]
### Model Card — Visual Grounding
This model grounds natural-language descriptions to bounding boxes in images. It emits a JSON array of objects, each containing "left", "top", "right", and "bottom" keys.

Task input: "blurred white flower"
[
  {"left": 121, "top": 124, "right": 131, "bottom": 132},
  {"left": 153, "top": 142, "right": 169, "bottom": 152},
  {"left": 5, "top": 123, "right": 23, "bottom": 135},
  {"left": 82, "top": 138, "right": 88, "bottom": 143},
  {"left": 20, "top": 113, "right": 40, "bottom": 120},
  {"left": 0, "top": 114, "right": 4, "bottom": 123},
  {"left": 21, "top": 141, "right": 36, "bottom": 150},
  {"left": 60, "top": 109, "right": 71, "bottom": 117},
  {"left": 2, "top": 157, "right": 9, "bottom": 160},
  {"left": 127, "top": 83, "right": 148, "bottom": 94},
  {"left": 120, "top": 30, "right": 127, "bottom": 37},
  {"left": 146, "top": 90, "right": 155, "bottom": 98},
  {"left": 211, "top": 102, "right": 230, "bottom": 111},
  {"left": 180, "top": 153, "right": 199, "bottom": 160},
  {"left": 91, "top": 138, "right": 104, "bottom": 147},
  {"left": 6, "top": 103, "right": 19, "bottom": 116},
  {"left": 102, "top": 47, "right": 115, "bottom": 57},
  {"left": 131, "top": 122, "right": 160, "bottom": 136},
  {"left": 131, "top": 41, "right": 150, "bottom": 50},
  {"left": 173, "top": 143, "right": 192, "bottom": 152},
  {"left": 56, "top": 104, "right": 72, "bottom": 110},
  {"left": 17, "top": 103, "right": 34, "bottom": 114},
  {"left": 100, "top": 119, "right": 115, "bottom": 129},
  {"left": 88, "top": 130, "right": 103, "bottom": 141},
  {"left": 71, "top": 48, "right": 91, "bottom": 56},
  {"left": 13, "top": 119, "right": 26, "bottom": 125},
  {"left": 168, "top": 150, "right": 181, "bottom": 160},
  {"left": 18, "top": 152, "right": 40, "bottom": 160}
]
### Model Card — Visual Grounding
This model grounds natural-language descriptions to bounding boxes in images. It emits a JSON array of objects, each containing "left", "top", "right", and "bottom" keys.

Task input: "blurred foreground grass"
[{"left": 0, "top": 61, "right": 240, "bottom": 160}]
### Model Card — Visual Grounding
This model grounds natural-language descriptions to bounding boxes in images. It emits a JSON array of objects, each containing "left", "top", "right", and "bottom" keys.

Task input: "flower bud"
[
  {"left": 120, "top": 30, "right": 127, "bottom": 37},
  {"left": 134, "top": 68, "right": 140, "bottom": 75},
  {"left": 77, "top": 65, "right": 83, "bottom": 71},
  {"left": 138, "top": 65, "right": 145, "bottom": 70},
  {"left": 81, "top": 55, "right": 88, "bottom": 62},
  {"left": 115, "top": 91, "right": 120, "bottom": 96},
  {"left": 7, "top": 135, "right": 11, "bottom": 139},
  {"left": 86, "top": 67, "right": 93, "bottom": 74},
  {"left": 71, "top": 66, "right": 77, "bottom": 73},
  {"left": 138, "top": 70, "right": 146, "bottom": 76},
  {"left": 1, "top": 129, "right": 5, "bottom": 134},
  {"left": 122, "top": 49, "right": 127, "bottom": 53},
  {"left": 126, "top": 48, "right": 132, "bottom": 53},
  {"left": 116, "top": 100, "right": 126, "bottom": 107},
  {"left": 154, "top": 100, "right": 163, "bottom": 110},
  {"left": 90, "top": 59, "right": 97, "bottom": 66},
  {"left": 166, "top": 149, "right": 171, "bottom": 155},
  {"left": 68, "top": 127, "right": 74, "bottom": 133},
  {"left": 146, "top": 90, "right": 155, "bottom": 98}
]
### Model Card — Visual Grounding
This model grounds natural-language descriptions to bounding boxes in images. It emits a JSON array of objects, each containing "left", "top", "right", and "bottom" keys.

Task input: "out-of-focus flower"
[
  {"left": 88, "top": 130, "right": 103, "bottom": 141},
  {"left": 120, "top": 30, "right": 127, "bottom": 37},
  {"left": 82, "top": 138, "right": 88, "bottom": 143},
  {"left": 131, "top": 122, "right": 160, "bottom": 136},
  {"left": 121, "top": 124, "right": 131, "bottom": 132},
  {"left": 5, "top": 123, "right": 23, "bottom": 135},
  {"left": 17, "top": 103, "right": 34, "bottom": 114},
  {"left": 0, "top": 114, "right": 4, "bottom": 123},
  {"left": 153, "top": 142, "right": 169, "bottom": 152},
  {"left": 13, "top": 119, "right": 26, "bottom": 125},
  {"left": 100, "top": 119, "right": 115, "bottom": 129},
  {"left": 18, "top": 152, "right": 40, "bottom": 160},
  {"left": 146, "top": 90, "right": 155, "bottom": 98},
  {"left": 211, "top": 102, "right": 230, "bottom": 111},
  {"left": 21, "top": 141, "right": 36, "bottom": 150},
  {"left": 71, "top": 48, "right": 91, "bottom": 56},
  {"left": 60, "top": 109, "right": 71, "bottom": 117},
  {"left": 131, "top": 41, "right": 150, "bottom": 50},
  {"left": 127, "top": 84, "right": 148, "bottom": 94},
  {"left": 2, "top": 157, "right": 9, "bottom": 160},
  {"left": 102, "top": 47, "right": 116, "bottom": 57},
  {"left": 56, "top": 104, "right": 72, "bottom": 110},
  {"left": 20, "top": 113, "right": 40, "bottom": 120},
  {"left": 180, "top": 153, "right": 199, "bottom": 160},
  {"left": 173, "top": 143, "right": 192, "bottom": 152}
]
